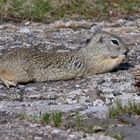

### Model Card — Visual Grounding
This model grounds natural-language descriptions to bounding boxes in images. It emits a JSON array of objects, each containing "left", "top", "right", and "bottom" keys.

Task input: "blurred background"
[{"left": 0, "top": 0, "right": 139, "bottom": 22}]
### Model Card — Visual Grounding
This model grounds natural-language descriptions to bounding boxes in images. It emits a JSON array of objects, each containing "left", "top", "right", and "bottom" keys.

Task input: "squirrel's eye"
[{"left": 111, "top": 39, "right": 119, "bottom": 45}]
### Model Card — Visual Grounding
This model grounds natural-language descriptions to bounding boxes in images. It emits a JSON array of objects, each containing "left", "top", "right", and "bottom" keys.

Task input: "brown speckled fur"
[{"left": 0, "top": 32, "right": 128, "bottom": 87}]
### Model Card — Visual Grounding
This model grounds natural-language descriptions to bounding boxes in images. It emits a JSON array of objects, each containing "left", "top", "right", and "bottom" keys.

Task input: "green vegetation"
[
  {"left": 17, "top": 111, "right": 62, "bottom": 127},
  {"left": 74, "top": 112, "right": 105, "bottom": 133},
  {"left": 16, "top": 103, "right": 140, "bottom": 140},
  {"left": 40, "top": 112, "right": 62, "bottom": 127},
  {"left": 106, "top": 131, "right": 124, "bottom": 140},
  {"left": 76, "top": 112, "right": 82, "bottom": 129},
  {"left": 0, "top": 0, "right": 139, "bottom": 22},
  {"left": 52, "top": 112, "right": 62, "bottom": 127},
  {"left": 108, "top": 99, "right": 140, "bottom": 118},
  {"left": 112, "top": 132, "right": 124, "bottom": 140},
  {"left": 16, "top": 113, "right": 27, "bottom": 120},
  {"left": 81, "top": 125, "right": 105, "bottom": 133},
  {"left": 41, "top": 112, "right": 51, "bottom": 124}
]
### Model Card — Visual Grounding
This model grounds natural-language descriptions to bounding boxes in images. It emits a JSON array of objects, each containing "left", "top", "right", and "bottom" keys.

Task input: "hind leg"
[{"left": 0, "top": 69, "right": 17, "bottom": 88}]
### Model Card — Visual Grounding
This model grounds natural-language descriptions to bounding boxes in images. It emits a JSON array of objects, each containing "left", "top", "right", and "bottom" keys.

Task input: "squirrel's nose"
[
  {"left": 123, "top": 48, "right": 129, "bottom": 57},
  {"left": 124, "top": 51, "right": 128, "bottom": 56},
  {"left": 124, "top": 46, "right": 129, "bottom": 56},
  {"left": 123, "top": 47, "right": 129, "bottom": 57}
]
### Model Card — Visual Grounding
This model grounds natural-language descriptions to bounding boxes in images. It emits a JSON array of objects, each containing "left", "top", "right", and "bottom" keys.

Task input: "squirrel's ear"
[
  {"left": 86, "top": 38, "right": 91, "bottom": 44},
  {"left": 99, "top": 36, "right": 103, "bottom": 43}
]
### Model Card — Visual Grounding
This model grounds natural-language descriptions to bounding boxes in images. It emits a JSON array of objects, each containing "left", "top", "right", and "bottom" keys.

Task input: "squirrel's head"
[
  {"left": 85, "top": 32, "right": 129, "bottom": 73},
  {"left": 86, "top": 32, "right": 128, "bottom": 59}
]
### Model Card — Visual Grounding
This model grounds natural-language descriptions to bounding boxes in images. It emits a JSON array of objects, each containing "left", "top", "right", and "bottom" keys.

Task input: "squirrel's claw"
[{"left": 1, "top": 78, "right": 17, "bottom": 88}]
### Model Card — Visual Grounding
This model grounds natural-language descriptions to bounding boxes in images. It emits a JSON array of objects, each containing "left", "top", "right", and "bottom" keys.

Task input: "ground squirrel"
[{"left": 0, "top": 32, "right": 128, "bottom": 87}]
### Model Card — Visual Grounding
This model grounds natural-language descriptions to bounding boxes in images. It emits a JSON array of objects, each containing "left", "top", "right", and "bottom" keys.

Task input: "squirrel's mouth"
[
  {"left": 110, "top": 54, "right": 126, "bottom": 61},
  {"left": 110, "top": 56, "right": 118, "bottom": 59},
  {"left": 110, "top": 49, "right": 128, "bottom": 60}
]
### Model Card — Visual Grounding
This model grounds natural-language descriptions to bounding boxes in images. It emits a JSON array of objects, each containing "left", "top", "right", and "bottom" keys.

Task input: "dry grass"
[{"left": 0, "top": 0, "right": 139, "bottom": 22}]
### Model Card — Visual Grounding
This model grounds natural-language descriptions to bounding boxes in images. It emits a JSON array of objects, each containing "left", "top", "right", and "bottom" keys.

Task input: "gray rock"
[{"left": 0, "top": 18, "right": 139, "bottom": 139}]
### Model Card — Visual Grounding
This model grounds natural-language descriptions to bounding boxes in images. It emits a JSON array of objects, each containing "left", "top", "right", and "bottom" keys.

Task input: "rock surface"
[{"left": 0, "top": 17, "right": 140, "bottom": 139}]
